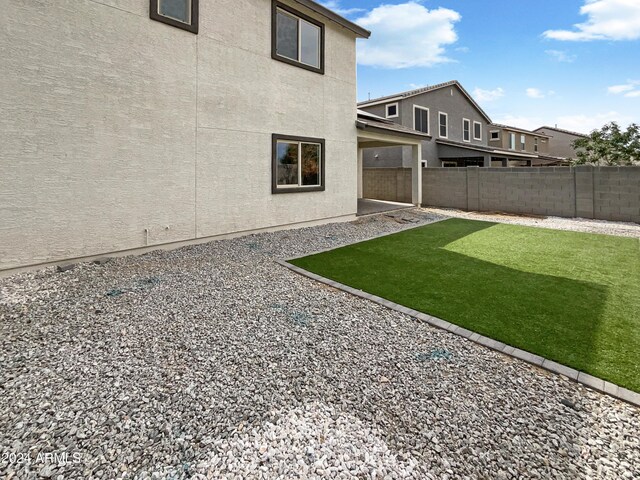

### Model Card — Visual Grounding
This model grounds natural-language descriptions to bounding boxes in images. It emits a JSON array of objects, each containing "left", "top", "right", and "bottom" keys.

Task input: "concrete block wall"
[
  {"left": 422, "top": 168, "right": 468, "bottom": 210},
  {"left": 362, "top": 168, "right": 412, "bottom": 203},
  {"left": 363, "top": 166, "right": 640, "bottom": 223},
  {"left": 593, "top": 167, "right": 640, "bottom": 222}
]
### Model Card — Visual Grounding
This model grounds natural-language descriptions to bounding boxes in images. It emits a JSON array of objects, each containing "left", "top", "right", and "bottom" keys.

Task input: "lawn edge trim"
[{"left": 276, "top": 258, "right": 640, "bottom": 408}]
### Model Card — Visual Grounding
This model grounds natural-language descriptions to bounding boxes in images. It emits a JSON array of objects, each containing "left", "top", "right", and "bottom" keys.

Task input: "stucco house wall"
[
  {"left": 359, "top": 84, "right": 490, "bottom": 168},
  {"left": 488, "top": 128, "right": 549, "bottom": 155},
  {"left": 0, "top": 0, "right": 361, "bottom": 272},
  {"left": 534, "top": 127, "right": 586, "bottom": 159}
]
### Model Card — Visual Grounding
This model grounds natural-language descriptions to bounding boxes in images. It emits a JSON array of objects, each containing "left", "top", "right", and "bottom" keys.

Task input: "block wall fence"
[{"left": 363, "top": 167, "right": 640, "bottom": 223}]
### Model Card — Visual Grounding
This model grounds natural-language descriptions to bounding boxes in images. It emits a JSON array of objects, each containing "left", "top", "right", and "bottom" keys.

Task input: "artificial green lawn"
[{"left": 291, "top": 218, "right": 640, "bottom": 392}]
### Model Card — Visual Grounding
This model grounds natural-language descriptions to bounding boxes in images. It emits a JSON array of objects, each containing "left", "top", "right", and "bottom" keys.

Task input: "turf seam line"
[{"left": 276, "top": 259, "right": 640, "bottom": 409}]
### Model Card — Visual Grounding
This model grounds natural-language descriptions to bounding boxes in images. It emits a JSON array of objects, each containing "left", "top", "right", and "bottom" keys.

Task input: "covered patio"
[{"left": 356, "top": 110, "right": 430, "bottom": 210}]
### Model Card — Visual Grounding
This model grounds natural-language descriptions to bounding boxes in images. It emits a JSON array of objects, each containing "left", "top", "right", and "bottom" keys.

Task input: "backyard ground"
[
  {"left": 1, "top": 210, "right": 639, "bottom": 479},
  {"left": 291, "top": 217, "right": 640, "bottom": 393}
]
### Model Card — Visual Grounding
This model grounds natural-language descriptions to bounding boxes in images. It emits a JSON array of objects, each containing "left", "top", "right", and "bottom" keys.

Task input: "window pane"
[
  {"left": 301, "top": 143, "right": 320, "bottom": 186},
  {"left": 276, "top": 10, "right": 299, "bottom": 61},
  {"left": 387, "top": 105, "right": 397, "bottom": 117},
  {"left": 474, "top": 123, "right": 481, "bottom": 139},
  {"left": 159, "top": 0, "right": 190, "bottom": 23},
  {"left": 463, "top": 120, "right": 470, "bottom": 141},
  {"left": 276, "top": 142, "right": 299, "bottom": 186},
  {"left": 300, "top": 20, "right": 320, "bottom": 67},
  {"left": 415, "top": 109, "right": 428, "bottom": 133},
  {"left": 439, "top": 114, "right": 447, "bottom": 136}
]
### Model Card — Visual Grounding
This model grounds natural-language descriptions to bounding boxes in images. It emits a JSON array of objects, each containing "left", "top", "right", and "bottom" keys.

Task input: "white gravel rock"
[{"left": 0, "top": 210, "right": 638, "bottom": 479}]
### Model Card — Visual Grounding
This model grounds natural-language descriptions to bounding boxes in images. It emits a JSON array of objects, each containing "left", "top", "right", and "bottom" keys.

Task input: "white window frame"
[
  {"left": 386, "top": 103, "right": 399, "bottom": 119},
  {"left": 509, "top": 133, "right": 516, "bottom": 150},
  {"left": 413, "top": 105, "right": 430, "bottom": 134},
  {"left": 521, "top": 134, "right": 526, "bottom": 151},
  {"left": 534, "top": 137, "right": 539, "bottom": 152},
  {"left": 438, "top": 112, "right": 448, "bottom": 139},
  {"left": 473, "top": 121, "right": 482, "bottom": 141},
  {"left": 490, "top": 130, "right": 500, "bottom": 141},
  {"left": 462, "top": 118, "right": 471, "bottom": 143}
]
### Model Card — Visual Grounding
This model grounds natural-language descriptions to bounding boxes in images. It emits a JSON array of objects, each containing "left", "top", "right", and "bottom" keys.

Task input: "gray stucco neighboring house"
[
  {"left": 534, "top": 126, "right": 588, "bottom": 160},
  {"left": 357, "top": 80, "right": 565, "bottom": 168},
  {"left": 357, "top": 80, "right": 493, "bottom": 168}
]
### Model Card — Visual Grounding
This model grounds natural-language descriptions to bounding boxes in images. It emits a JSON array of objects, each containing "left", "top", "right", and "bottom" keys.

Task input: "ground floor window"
[{"left": 272, "top": 134, "right": 325, "bottom": 193}]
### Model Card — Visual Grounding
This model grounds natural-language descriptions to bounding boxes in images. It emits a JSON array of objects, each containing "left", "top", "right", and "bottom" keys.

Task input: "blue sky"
[{"left": 322, "top": 0, "right": 640, "bottom": 133}]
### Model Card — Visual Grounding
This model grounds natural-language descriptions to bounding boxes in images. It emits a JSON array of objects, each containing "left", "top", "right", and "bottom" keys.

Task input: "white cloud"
[
  {"left": 525, "top": 88, "right": 556, "bottom": 99},
  {"left": 545, "top": 50, "right": 577, "bottom": 63},
  {"left": 473, "top": 87, "right": 505, "bottom": 102},
  {"left": 493, "top": 111, "right": 634, "bottom": 134},
  {"left": 319, "top": 1, "right": 365, "bottom": 17},
  {"left": 608, "top": 81, "right": 640, "bottom": 97},
  {"left": 555, "top": 112, "right": 633, "bottom": 132},
  {"left": 543, "top": 0, "right": 640, "bottom": 41},
  {"left": 492, "top": 115, "right": 544, "bottom": 132},
  {"left": 355, "top": 2, "right": 461, "bottom": 68},
  {"left": 526, "top": 88, "right": 545, "bottom": 99}
]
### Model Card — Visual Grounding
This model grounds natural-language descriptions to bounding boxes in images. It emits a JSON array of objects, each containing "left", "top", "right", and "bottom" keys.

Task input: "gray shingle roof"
[{"left": 357, "top": 80, "right": 493, "bottom": 124}]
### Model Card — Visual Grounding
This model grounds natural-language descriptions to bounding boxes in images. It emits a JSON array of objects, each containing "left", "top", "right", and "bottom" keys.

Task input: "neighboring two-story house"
[
  {"left": 357, "top": 81, "right": 493, "bottom": 168},
  {"left": 0, "top": 0, "right": 371, "bottom": 273},
  {"left": 487, "top": 124, "right": 562, "bottom": 166},
  {"left": 534, "top": 126, "right": 587, "bottom": 160}
]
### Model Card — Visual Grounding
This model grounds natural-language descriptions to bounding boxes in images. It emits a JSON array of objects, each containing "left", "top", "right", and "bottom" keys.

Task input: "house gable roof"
[
  {"left": 534, "top": 126, "right": 588, "bottom": 138},
  {"left": 293, "top": 0, "right": 370, "bottom": 38},
  {"left": 357, "top": 80, "right": 493, "bottom": 124},
  {"left": 492, "top": 123, "right": 551, "bottom": 138}
]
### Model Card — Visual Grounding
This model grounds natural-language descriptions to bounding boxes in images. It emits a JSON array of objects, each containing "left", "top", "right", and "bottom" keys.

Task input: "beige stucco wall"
[{"left": 0, "top": 0, "right": 358, "bottom": 271}]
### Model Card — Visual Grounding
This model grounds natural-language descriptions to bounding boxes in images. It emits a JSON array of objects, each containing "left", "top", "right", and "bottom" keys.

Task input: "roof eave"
[{"left": 293, "top": 0, "right": 371, "bottom": 38}]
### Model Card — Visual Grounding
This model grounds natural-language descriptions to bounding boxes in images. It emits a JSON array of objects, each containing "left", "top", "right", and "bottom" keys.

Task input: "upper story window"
[
  {"left": 272, "top": 134, "right": 325, "bottom": 193},
  {"left": 439, "top": 112, "right": 448, "bottom": 138},
  {"left": 462, "top": 119, "right": 471, "bottom": 142},
  {"left": 509, "top": 133, "right": 516, "bottom": 150},
  {"left": 490, "top": 130, "right": 500, "bottom": 141},
  {"left": 273, "top": 2, "right": 324, "bottom": 74},
  {"left": 473, "top": 122, "right": 482, "bottom": 141},
  {"left": 521, "top": 134, "right": 526, "bottom": 151},
  {"left": 386, "top": 103, "right": 399, "bottom": 118},
  {"left": 534, "top": 137, "right": 539, "bottom": 152},
  {"left": 413, "top": 106, "right": 429, "bottom": 134},
  {"left": 150, "top": 0, "right": 198, "bottom": 33}
]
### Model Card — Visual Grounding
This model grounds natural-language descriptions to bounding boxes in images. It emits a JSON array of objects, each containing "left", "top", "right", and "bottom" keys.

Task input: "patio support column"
[
  {"left": 357, "top": 147, "right": 364, "bottom": 199},
  {"left": 411, "top": 143, "right": 422, "bottom": 207}
]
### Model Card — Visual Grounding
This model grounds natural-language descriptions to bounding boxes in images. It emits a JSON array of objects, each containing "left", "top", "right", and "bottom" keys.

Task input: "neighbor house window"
[
  {"left": 490, "top": 130, "right": 500, "bottom": 141},
  {"left": 413, "top": 105, "right": 429, "bottom": 134},
  {"left": 534, "top": 137, "right": 539, "bottom": 152},
  {"left": 272, "top": 2, "right": 324, "bottom": 74},
  {"left": 272, "top": 134, "right": 325, "bottom": 193},
  {"left": 386, "top": 103, "right": 399, "bottom": 118},
  {"left": 509, "top": 133, "right": 516, "bottom": 150},
  {"left": 439, "top": 112, "right": 448, "bottom": 138},
  {"left": 150, "top": 0, "right": 198, "bottom": 33},
  {"left": 462, "top": 119, "right": 471, "bottom": 142},
  {"left": 521, "top": 134, "right": 526, "bottom": 151},
  {"left": 473, "top": 121, "right": 482, "bottom": 141}
]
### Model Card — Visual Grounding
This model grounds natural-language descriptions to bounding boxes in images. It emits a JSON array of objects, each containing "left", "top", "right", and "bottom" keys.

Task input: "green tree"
[{"left": 572, "top": 122, "right": 640, "bottom": 166}]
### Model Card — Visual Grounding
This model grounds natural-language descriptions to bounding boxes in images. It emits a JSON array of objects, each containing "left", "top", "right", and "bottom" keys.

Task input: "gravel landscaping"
[{"left": 1, "top": 210, "right": 639, "bottom": 479}]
